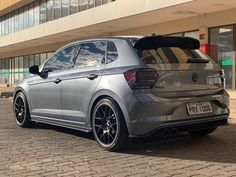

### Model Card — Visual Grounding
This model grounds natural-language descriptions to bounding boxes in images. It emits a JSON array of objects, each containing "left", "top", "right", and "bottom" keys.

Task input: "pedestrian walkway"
[
  {"left": 0, "top": 86, "right": 15, "bottom": 97},
  {"left": 228, "top": 91, "right": 236, "bottom": 99}
]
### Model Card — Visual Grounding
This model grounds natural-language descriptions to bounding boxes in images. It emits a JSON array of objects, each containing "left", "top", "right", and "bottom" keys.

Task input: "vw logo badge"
[{"left": 192, "top": 72, "right": 198, "bottom": 82}]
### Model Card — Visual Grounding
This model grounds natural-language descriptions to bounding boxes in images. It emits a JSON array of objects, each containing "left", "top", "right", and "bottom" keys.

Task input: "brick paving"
[{"left": 0, "top": 98, "right": 236, "bottom": 177}]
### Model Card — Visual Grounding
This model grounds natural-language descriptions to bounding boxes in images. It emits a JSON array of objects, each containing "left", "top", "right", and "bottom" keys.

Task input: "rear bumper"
[
  {"left": 124, "top": 90, "right": 229, "bottom": 136},
  {"left": 129, "top": 115, "right": 228, "bottom": 137}
]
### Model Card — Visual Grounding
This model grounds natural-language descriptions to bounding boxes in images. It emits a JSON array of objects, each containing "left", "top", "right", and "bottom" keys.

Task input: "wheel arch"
[
  {"left": 88, "top": 90, "right": 131, "bottom": 134},
  {"left": 13, "top": 87, "right": 32, "bottom": 113},
  {"left": 13, "top": 87, "right": 27, "bottom": 101}
]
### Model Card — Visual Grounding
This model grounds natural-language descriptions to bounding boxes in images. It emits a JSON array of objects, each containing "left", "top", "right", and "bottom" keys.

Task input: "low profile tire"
[
  {"left": 92, "top": 98, "right": 128, "bottom": 151},
  {"left": 188, "top": 127, "right": 217, "bottom": 137},
  {"left": 14, "top": 92, "right": 33, "bottom": 128}
]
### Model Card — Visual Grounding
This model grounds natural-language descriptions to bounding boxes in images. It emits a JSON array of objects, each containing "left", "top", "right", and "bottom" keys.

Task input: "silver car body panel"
[{"left": 13, "top": 36, "right": 229, "bottom": 137}]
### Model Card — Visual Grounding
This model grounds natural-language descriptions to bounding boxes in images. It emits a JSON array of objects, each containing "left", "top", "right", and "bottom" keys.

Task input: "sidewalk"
[
  {"left": 0, "top": 87, "right": 15, "bottom": 97},
  {"left": 228, "top": 91, "right": 236, "bottom": 100}
]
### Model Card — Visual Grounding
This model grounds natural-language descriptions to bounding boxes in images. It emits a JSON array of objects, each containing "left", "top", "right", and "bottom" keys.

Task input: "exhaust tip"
[
  {"left": 170, "top": 128, "right": 178, "bottom": 136},
  {"left": 161, "top": 128, "right": 170, "bottom": 138}
]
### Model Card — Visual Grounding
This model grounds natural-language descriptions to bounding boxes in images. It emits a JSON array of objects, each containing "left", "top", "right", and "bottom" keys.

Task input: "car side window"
[
  {"left": 107, "top": 41, "right": 118, "bottom": 64},
  {"left": 44, "top": 45, "right": 77, "bottom": 71},
  {"left": 74, "top": 41, "right": 106, "bottom": 68}
]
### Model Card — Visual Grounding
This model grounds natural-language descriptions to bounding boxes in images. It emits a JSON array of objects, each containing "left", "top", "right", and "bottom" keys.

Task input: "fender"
[
  {"left": 13, "top": 86, "right": 33, "bottom": 114},
  {"left": 87, "top": 89, "right": 131, "bottom": 133}
]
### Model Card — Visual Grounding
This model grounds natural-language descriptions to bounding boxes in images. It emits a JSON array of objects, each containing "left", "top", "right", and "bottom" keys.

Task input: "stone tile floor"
[{"left": 0, "top": 98, "right": 236, "bottom": 177}]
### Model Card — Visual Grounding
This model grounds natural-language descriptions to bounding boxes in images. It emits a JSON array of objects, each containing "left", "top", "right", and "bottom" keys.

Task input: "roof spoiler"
[{"left": 134, "top": 35, "right": 200, "bottom": 50}]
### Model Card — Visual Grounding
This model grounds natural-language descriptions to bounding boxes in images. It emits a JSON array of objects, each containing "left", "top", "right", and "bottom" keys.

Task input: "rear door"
[{"left": 61, "top": 41, "right": 106, "bottom": 125}]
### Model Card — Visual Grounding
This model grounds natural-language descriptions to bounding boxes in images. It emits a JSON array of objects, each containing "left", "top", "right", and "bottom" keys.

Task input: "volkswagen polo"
[{"left": 13, "top": 35, "right": 229, "bottom": 151}]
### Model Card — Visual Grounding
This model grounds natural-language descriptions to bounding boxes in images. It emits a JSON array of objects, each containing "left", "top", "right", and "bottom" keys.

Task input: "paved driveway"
[{"left": 0, "top": 98, "right": 236, "bottom": 177}]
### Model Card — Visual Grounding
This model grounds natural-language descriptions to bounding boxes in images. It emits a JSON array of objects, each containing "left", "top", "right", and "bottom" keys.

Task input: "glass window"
[
  {"left": 139, "top": 48, "right": 210, "bottom": 65},
  {"left": 168, "top": 33, "right": 184, "bottom": 37},
  {"left": 40, "top": 0, "right": 47, "bottom": 23},
  {"left": 14, "top": 10, "right": 19, "bottom": 32},
  {"left": 4, "top": 15, "right": 9, "bottom": 35},
  {"left": 1, "top": 59, "right": 5, "bottom": 84},
  {"left": 102, "top": 0, "right": 113, "bottom": 4},
  {"left": 34, "top": 1, "right": 40, "bottom": 25},
  {"left": 79, "top": 0, "right": 88, "bottom": 12},
  {"left": 75, "top": 41, "right": 106, "bottom": 68},
  {"left": 11, "top": 12, "right": 15, "bottom": 33},
  {"left": 184, "top": 30, "right": 199, "bottom": 40},
  {"left": 19, "top": 56, "right": 24, "bottom": 81},
  {"left": 18, "top": 8, "right": 24, "bottom": 31},
  {"left": 40, "top": 53, "right": 47, "bottom": 65},
  {"left": 9, "top": 58, "right": 14, "bottom": 85},
  {"left": 35, "top": 54, "right": 40, "bottom": 66},
  {"left": 44, "top": 46, "right": 77, "bottom": 71},
  {"left": 14, "top": 57, "right": 19, "bottom": 84},
  {"left": 54, "top": 0, "right": 61, "bottom": 19},
  {"left": 47, "top": 0, "right": 54, "bottom": 21},
  {"left": 8, "top": 14, "right": 12, "bottom": 34},
  {"left": 210, "top": 26, "right": 234, "bottom": 89},
  {"left": 107, "top": 41, "right": 118, "bottom": 64},
  {"left": 23, "top": 56, "right": 29, "bottom": 77},
  {"left": 1, "top": 17, "right": 4, "bottom": 35},
  {"left": 29, "top": 55, "right": 35, "bottom": 67},
  {"left": 47, "top": 52, "right": 54, "bottom": 58},
  {"left": 62, "top": 0, "right": 70, "bottom": 17},
  {"left": 3, "top": 16, "right": 6, "bottom": 35},
  {"left": 95, "top": 0, "right": 102, "bottom": 6},
  {"left": 1, "top": 59, "right": 8, "bottom": 84},
  {"left": 29, "top": 3, "right": 34, "bottom": 27},
  {"left": 23, "top": 6, "right": 29, "bottom": 29},
  {"left": 23, "top": 56, "right": 29, "bottom": 68},
  {"left": 88, "top": 0, "right": 94, "bottom": 8},
  {"left": 70, "top": 0, "right": 78, "bottom": 14}
]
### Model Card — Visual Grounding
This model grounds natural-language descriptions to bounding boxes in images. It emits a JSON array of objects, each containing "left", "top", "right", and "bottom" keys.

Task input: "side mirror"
[{"left": 29, "top": 65, "right": 39, "bottom": 75}]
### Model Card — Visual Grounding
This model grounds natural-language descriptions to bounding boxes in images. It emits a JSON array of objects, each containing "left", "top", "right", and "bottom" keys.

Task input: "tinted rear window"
[{"left": 137, "top": 47, "right": 211, "bottom": 64}]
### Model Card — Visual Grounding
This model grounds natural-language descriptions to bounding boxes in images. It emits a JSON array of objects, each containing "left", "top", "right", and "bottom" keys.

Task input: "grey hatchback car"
[{"left": 13, "top": 35, "right": 229, "bottom": 151}]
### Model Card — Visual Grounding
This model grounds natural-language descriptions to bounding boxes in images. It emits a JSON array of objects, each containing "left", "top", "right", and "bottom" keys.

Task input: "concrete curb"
[{"left": 0, "top": 91, "right": 14, "bottom": 98}]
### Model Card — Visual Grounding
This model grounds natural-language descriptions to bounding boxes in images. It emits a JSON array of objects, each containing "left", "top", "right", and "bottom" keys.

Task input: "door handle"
[
  {"left": 54, "top": 78, "right": 62, "bottom": 84},
  {"left": 87, "top": 73, "right": 99, "bottom": 80}
]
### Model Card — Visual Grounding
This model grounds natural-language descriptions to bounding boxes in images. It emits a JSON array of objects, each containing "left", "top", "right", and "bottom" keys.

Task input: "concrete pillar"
[{"left": 199, "top": 26, "right": 210, "bottom": 55}]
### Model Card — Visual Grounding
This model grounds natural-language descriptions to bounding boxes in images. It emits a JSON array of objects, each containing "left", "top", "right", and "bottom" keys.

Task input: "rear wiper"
[{"left": 187, "top": 58, "right": 209, "bottom": 63}]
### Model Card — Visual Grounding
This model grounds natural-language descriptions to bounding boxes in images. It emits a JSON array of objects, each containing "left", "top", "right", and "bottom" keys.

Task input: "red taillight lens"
[{"left": 124, "top": 68, "right": 159, "bottom": 89}]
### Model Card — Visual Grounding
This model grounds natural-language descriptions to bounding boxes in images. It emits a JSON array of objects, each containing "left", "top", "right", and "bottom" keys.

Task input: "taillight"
[
  {"left": 219, "top": 69, "right": 225, "bottom": 88},
  {"left": 124, "top": 68, "right": 159, "bottom": 89}
]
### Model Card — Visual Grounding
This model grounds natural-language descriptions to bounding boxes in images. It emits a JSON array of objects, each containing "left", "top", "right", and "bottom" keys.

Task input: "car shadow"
[
  {"left": 121, "top": 124, "right": 236, "bottom": 164},
  {"left": 32, "top": 122, "right": 94, "bottom": 140},
  {"left": 33, "top": 122, "right": 236, "bottom": 164}
]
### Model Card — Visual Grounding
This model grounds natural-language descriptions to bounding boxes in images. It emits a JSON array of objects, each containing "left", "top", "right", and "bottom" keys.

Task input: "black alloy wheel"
[
  {"left": 92, "top": 98, "right": 128, "bottom": 151},
  {"left": 14, "top": 92, "right": 32, "bottom": 127}
]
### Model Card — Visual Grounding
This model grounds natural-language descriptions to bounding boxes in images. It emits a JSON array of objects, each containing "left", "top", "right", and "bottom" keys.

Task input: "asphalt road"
[{"left": 1, "top": 98, "right": 236, "bottom": 177}]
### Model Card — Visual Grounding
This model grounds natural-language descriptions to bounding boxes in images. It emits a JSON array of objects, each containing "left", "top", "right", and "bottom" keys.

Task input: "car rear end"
[{"left": 122, "top": 36, "right": 229, "bottom": 137}]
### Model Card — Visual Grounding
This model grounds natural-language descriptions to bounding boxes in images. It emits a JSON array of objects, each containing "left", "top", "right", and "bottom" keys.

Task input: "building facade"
[{"left": 0, "top": 0, "right": 236, "bottom": 90}]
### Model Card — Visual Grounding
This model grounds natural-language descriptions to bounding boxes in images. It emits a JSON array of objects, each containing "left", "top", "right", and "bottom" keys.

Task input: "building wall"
[
  {"left": 0, "top": 0, "right": 35, "bottom": 16},
  {"left": 0, "top": 0, "right": 23, "bottom": 11},
  {"left": 113, "top": 7, "right": 236, "bottom": 38},
  {"left": 0, "top": 0, "right": 236, "bottom": 89}
]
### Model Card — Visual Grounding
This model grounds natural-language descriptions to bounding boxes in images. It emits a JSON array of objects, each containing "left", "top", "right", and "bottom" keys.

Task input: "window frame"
[
  {"left": 74, "top": 40, "right": 107, "bottom": 69},
  {"left": 42, "top": 44, "right": 79, "bottom": 72},
  {"left": 106, "top": 40, "right": 118, "bottom": 64}
]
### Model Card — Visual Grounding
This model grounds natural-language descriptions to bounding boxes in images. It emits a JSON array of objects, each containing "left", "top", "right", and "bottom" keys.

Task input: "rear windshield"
[{"left": 137, "top": 47, "right": 211, "bottom": 64}]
